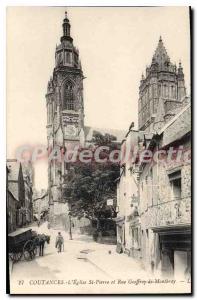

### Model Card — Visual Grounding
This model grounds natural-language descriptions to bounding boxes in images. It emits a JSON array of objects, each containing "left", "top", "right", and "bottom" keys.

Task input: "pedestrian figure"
[
  {"left": 55, "top": 232, "right": 64, "bottom": 253},
  {"left": 151, "top": 260, "right": 155, "bottom": 274},
  {"left": 39, "top": 234, "right": 45, "bottom": 256}
]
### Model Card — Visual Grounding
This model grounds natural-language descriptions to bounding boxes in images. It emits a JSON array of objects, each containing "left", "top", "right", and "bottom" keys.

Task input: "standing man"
[
  {"left": 55, "top": 232, "right": 64, "bottom": 253},
  {"left": 68, "top": 212, "right": 73, "bottom": 240}
]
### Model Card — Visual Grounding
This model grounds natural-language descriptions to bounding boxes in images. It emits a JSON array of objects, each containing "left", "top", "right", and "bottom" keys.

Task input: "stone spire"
[
  {"left": 152, "top": 36, "right": 170, "bottom": 68},
  {"left": 138, "top": 36, "right": 187, "bottom": 133}
]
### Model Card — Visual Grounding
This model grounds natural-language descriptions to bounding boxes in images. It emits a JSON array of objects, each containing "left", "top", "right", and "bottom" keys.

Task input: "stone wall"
[{"left": 139, "top": 109, "right": 191, "bottom": 271}]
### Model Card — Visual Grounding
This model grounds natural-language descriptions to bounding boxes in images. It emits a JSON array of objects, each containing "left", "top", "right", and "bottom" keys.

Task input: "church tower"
[
  {"left": 46, "top": 12, "right": 85, "bottom": 227},
  {"left": 138, "top": 37, "right": 187, "bottom": 133}
]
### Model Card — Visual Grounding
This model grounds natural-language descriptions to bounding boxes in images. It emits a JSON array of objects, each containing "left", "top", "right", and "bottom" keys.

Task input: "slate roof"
[
  {"left": 8, "top": 182, "right": 19, "bottom": 201},
  {"left": 7, "top": 159, "right": 20, "bottom": 181},
  {"left": 7, "top": 159, "right": 21, "bottom": 201},
  {"left": 161, "top": 103, "right": 191, "bottom": 147},
  {"left": 158, "top": 103, "right": 191, "bottom": 135}
]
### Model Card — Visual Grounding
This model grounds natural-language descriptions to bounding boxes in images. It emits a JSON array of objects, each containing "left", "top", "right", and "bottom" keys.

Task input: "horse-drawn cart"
[{"left": 8, "top": 228, "right": 37, "bottom": 262}]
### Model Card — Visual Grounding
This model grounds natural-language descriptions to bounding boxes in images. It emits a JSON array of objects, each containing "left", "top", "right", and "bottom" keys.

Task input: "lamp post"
[{"left": 68, "top": 211, "right": 72, "bottom": 240}]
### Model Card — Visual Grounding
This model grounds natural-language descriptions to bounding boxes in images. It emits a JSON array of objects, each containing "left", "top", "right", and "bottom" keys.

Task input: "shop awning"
[{"left": 151, "top": 223, "right": 191, "bottom": 235}]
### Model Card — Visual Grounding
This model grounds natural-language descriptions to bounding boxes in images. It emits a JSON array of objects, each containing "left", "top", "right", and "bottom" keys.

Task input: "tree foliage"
[{"left": 63, "top": 131, "right": 120, "bottom": 220}]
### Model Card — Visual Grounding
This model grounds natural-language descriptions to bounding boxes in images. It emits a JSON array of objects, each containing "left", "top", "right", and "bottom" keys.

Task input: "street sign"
[{"left": 107, "top": 199, "right": 113, "bottom": 206}]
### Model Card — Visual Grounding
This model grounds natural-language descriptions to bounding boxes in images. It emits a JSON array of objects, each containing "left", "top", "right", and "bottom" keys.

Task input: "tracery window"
[
  {"left": 64, "top": 82, "right": 74, "bottom": 110},
  {"left": 66, "top": 52, "right": 71, "bottom": 64},
  {"left": 171, "top": 85, "right": 176, "bottom": 99},
  {"left": 164, "top": 84, "right": 168, "bottom": 98}
]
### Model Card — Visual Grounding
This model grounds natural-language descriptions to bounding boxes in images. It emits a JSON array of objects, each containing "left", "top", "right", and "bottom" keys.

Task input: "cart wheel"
[
  {"left": 9, "top": 252, "right": 22, "bottom": 262},
  {"left": 23, "top": 240, "right": 36, "bottom": 261}
]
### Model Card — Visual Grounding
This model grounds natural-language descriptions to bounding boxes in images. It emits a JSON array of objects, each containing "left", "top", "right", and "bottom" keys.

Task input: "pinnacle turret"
[{"left": 61, "top": 11, "right": 73, "bottom": 43}]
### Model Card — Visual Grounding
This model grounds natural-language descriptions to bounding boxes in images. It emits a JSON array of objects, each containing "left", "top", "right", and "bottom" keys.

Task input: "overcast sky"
[{"left": 7, "top": 6, "right": 190, "bottom": 189}]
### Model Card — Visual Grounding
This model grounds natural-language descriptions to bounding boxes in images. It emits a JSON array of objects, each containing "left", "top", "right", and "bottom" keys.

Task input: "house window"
[
  {"left": 146, "top": 229, "right": 149, "bottom": 238},
  {"left": 169, "top": 171, "right": 181, "bottom": 200},
  {"left": 64, "top": 83, "right": 74, "bottom": 110},
  {"left": 132, "top": 228, "right": 139, "bottom": 248}
]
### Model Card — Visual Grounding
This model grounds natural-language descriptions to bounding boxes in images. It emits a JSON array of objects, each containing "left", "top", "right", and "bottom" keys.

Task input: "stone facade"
[
  {"left": 46, "top": 12, "right": 125, "bottom": 229},
  {"left": 116, "top": 130, "right": 142, "bottom": 258},
  {"left": 138, "top": 37, "right": 188, "bottom": 133},
  {"left": 139, "top": 106, "right": 191, "bottom": 277},
  {"left": 116, "top": 37, "right": 191, "bottom": 280},
  {"left": 46, "top": 12, "right": 85, "bottom": 227},
  {"left": 7, "top": 189, "right": 18, "bottom": 233}
]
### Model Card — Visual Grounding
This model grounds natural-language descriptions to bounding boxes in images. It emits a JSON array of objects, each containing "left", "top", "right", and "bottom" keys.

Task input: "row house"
[
  {"left": 6, "top": 167, "right": 18, "bottom": 233},
  {"left": 139, "top": 104, "right": 191, "bottom": 279},
  {"left": 116, "top": 104, "right": 191, "bottom": 279},
  {"left": 116, "top": 128, "right": 143, "bottom": 257},
  {"left": 7, "top": 159, "right": 34, "bottom": 230}
]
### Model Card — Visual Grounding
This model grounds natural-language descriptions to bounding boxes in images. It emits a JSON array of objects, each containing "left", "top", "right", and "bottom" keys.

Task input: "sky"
[{"left": 7, "top": 6, "right": 190, "bottom": 190}]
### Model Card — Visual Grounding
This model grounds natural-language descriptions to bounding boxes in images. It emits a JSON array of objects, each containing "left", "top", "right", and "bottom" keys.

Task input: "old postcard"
[{"left": 6, "top": 6, "right": 191, "bottom": 294}]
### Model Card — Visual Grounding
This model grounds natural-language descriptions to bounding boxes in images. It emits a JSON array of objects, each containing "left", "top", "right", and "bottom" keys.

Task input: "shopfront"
[{"left": 152, "top": 224, "right": 191, "bottom": 280}]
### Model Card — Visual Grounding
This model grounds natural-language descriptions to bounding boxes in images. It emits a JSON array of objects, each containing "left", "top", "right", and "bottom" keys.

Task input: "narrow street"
[
  {"left": 10, "top": 222, "right": 189, "bottom": 294},
  {"left": 10, "top": 222, "right": 149, "bottom": 293}
]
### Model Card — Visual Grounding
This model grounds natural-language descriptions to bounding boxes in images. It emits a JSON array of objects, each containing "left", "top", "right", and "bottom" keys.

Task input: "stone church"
[
  {"left": 138, "top": 36, "right": 189, "bottom": 133},
  {"left": 46, "top": 12, "right": 125, "bottom": 228}
]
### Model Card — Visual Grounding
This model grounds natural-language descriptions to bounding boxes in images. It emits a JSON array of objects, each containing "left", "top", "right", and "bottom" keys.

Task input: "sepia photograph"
[{"left": 6, "top": 6, "right": 191, "bottom": 294}]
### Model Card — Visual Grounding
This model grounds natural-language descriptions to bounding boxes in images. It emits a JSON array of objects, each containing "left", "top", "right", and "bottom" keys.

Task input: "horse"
[{"left": 33, "top": 233, "right": 50, "bottom": 256}]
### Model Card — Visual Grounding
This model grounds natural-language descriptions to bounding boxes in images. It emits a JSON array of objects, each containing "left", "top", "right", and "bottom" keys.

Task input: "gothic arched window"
[
  {"left": 164, "top": 84, "right": 168, "bottom": 98},
  {"left": 64, "top": 82, "right": 74, "bottom": 110},
  {"left": 171, "top": 85, "right": 176, "bottom": 99},
  {"left": 66, "top": 52, "right": 71, "bottom": 64}
]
